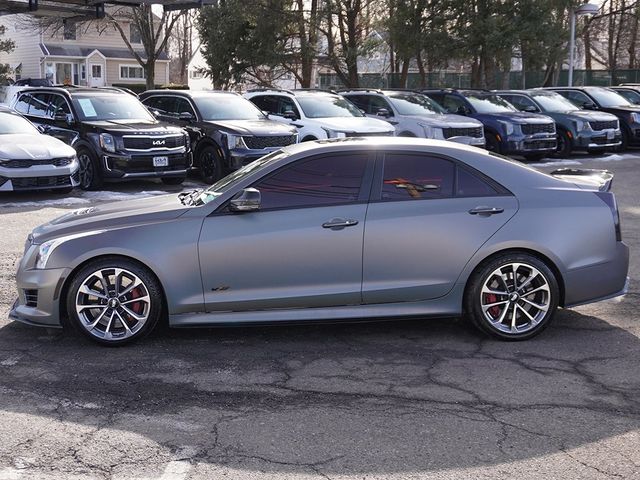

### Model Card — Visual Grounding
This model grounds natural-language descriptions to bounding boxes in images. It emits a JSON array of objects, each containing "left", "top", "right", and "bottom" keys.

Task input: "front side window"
[
  {"left": 381, "top": 153, "right": 455, "bottom": 201},
  {"left": 48, "top": 94, "right": 71, "bottom": 118},
  {"left": 143, "top": 96, "right": 175, "bottom": 115},
  {"left": 253, "top": 154, "right": 368, "bottom": 210},
  {"left": 441, "top": 94, "right": 468, "bottom": 114}
]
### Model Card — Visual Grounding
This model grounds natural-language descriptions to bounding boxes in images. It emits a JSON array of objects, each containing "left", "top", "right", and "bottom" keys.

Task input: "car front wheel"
[
  {"left": 464, "top": 253, "right": 560, "bottom": 340},
  {"left": 77, "top": 148, "right": 103, "bottom": 191},
  {"left": 66, "top": 258, "right": 163, "bottom": 346}
]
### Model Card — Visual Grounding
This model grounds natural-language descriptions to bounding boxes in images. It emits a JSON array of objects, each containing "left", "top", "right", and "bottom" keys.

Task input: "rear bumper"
[{"left": 563, "top": 242, "right": 630, "bottom": 307}]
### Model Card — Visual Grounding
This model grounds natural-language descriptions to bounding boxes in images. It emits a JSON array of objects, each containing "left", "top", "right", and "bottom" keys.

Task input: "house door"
[
  {"left": 90, "top": 63, "right": 104, "bottom": 87},
  {"left": 55, "top": 63, "right": 72, "bottom": 85}
]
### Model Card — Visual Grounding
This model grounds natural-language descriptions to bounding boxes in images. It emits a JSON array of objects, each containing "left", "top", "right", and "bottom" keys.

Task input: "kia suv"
[
  {"left": 141, "top": 90, "right": 298, "bottom": 183},
  {"left": 12, "top": 87, "right": 191, "bottom": 190},
  {"left": 423, "top": 89, "right": 557, "bottom": 160},
  {"left": 244, "top": 89, "right": 395, "bottom": 141}
]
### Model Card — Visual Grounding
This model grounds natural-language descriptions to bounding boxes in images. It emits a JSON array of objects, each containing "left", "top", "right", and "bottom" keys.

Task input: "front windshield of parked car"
[
  {"left": 196, "top": 150, "right": 290, "bottom": 205},
  {"left": 530, "top": 92, "right": 579, "bottom": 112},
  {"left": 195, "top": 95, "right": 265, "bottom": 121},
  {"left": 585, "top": 88, "right": 632, "bottom": 107},
  {"left": 297, "top": 95, "right": 363, "bottom": 118},
  {"left": 615, "top": 89, "right": 640, "bottom": 105},
  {"left": 72, "top": 94, "right": 156, "bottom": 121},
  {"left": 387, "top": 93, "right": 445, "bottom": 115},
  {"left": 465, "top": 94, "right": 517, "bottom": 113},
  {"left": 0, "top": 112, "right": 39, "bottom": 134}
]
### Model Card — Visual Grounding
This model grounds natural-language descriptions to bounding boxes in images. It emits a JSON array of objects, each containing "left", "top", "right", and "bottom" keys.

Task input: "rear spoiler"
[{"left": 550, "top": 168, "right": 614, "bottom": 192}]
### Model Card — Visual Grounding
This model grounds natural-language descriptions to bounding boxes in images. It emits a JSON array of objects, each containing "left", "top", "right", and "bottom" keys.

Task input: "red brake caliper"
[
  {"left": 485, "top": 293, "right": 500, "bottom": 318},
  {"left": 130, "top": 287, "right": 143, "bottom": 314}
]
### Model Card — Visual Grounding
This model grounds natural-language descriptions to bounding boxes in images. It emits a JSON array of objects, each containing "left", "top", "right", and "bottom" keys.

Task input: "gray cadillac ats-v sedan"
[{"left": 11, "top": 138, "right": 629, "bottom": 345}]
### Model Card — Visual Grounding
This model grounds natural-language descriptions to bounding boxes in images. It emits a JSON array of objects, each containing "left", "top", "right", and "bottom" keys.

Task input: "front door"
[
  {"left": 198, "top": 152, "right": 372, "bottom": 312},
  {"left": 90, "top": 63, "right": 104, "bottom": 87},
  {"left": 362, "top": 151, "right": 518, "bottom": 303}
]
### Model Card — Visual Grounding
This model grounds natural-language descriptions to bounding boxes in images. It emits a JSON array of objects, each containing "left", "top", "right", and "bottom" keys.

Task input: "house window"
[
  {"left": 120, "top": 65, "right": 146, "bottom": 80},
  {"left": 63, "top": 21, "right": 76, "bottom": 41},
  {"left": 81, "top": 64, "right": 86, "bottom": 81},
  {"left": 189, "top": 69, "right": 204, "bottom": 80},
  {"left": 130, "top": 24, "right": 142, "bottom": 44}
]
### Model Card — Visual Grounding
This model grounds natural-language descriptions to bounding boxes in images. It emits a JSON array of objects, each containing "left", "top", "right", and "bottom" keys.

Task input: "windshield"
[
  {"left": 0, "top": 112, "right": 39, "bottom": 134},
  {"left": 72, "top": 94, "right": 156, "bottom": 121},
  {"left": 387, "top": 93, "right": 445, "bottom": 115},
  {"left": 297, "top": 95, "right": 363, "bottom": 118},
  {"left": 196, "top": 150, "right": 290, "bottom": 205},
  {"left": 465, "top": 94, "right": 517, "bottom": 113},
  {"left": 529, "top": 92, "right": 579, "bottom": 112},
  {"left": 195, "top": 95, "right": 265, "bottom": 121},
  {"left": 614, "top": 89, "right": 640, "bottom": 105},
  {"left": 585, "top": 87, "right": 631, "bottom": 108}
]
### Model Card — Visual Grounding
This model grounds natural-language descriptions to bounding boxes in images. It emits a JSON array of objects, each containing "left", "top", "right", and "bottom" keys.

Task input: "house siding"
[
  {"left": 107, "top": 60, "right": 169, "bottom": 86},
  {"left": 0, "top": 16, "right": 43, "bottom": 79}
]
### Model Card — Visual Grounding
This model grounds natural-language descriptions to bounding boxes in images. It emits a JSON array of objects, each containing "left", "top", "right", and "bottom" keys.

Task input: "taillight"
[{"left": 595, "top": 191, "right": 622, "bottom": 241}]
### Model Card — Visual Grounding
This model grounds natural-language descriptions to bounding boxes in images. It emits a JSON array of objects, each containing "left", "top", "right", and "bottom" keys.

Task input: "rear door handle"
[
  {"left": 468, "top": 206, "right": 504, "bottom": 216},
  {"left": 322, "top": 218, "right": 359, "bottom": 229}
]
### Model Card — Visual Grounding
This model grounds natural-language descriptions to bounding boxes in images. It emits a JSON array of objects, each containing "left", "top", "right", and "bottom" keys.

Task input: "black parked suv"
[
  {"left": 12, "top": 87, "right": 191, "bottom": 190},
  {"left": 140, "top": 90, "right": 298, "bottom": 183}
]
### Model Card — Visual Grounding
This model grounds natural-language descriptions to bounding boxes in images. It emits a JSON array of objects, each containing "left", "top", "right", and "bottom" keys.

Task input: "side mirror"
[
  {"left": 359, "top": 109, "right": 367, "bottom": 115},
  {"left": 229, "top": 188, "right": 261, "bottom": 212},
  {"left": 37, "top": 124, "right": 51, "bottom": 134},
  {"left": 262, "top": 110, "right": 270, "bottom": 118},
  {"left": 283, "top": 110, "right": 298, "bottom": 120},
  {"left": 151, "top": 109, "right": 162, "bottom": 118},
  {"left": 179, "top": 112, "right": 194, "bottom": 122},
  {"left": 376, "top": 108, "right": 391, "bottom": 117},
  {"left": 522, "top": 105, "right": 539, "bottom": 113},
  {"left": 583, "top": 102, "right": 598, "bottom": 110}
]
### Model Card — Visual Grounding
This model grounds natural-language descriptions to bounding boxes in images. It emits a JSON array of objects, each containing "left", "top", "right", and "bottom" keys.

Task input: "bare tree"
[{"left": 169, "top": 9, "right": 197, "bottom": 85}]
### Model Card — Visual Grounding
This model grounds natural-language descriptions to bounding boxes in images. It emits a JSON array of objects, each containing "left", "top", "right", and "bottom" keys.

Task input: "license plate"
[
  {"left": 606, "top": 130, "right": 615, "bottom": 140},
  {"left": 153, "top": 156, "right": 169, "bottom": 167}
]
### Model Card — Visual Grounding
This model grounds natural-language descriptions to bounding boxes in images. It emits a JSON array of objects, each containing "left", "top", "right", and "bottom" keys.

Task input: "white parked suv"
[
  {"left": 244, "top": 89, "right": 395, "bottom": 141},
  {"left": 341, "top": 89, "right": 486, "bottom": 147}
]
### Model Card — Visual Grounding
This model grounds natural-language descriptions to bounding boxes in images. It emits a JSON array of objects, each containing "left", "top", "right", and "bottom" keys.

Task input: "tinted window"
[
  {"left": 253, "top": 154, "right": 368, "bottom": 210},
  {"left": 456, "top": 167, "right": 498, "bottom": 197},
  {"left": 344, "top": 94, "right": 369, "bottom": 112},
  {"left": 143, "top": 96, "right": 176, "bottom": 115},
  {"left": 441, "top": 94, "right": 468, "bottom": 114},
  {"left": 250, "top": 95, "right": 300, "bottom": 118},
  {"left": 174, "top": 97, "right": 196, "bottom": 116},
  {"left": 368, "top": 95, "right": 392, "bottom": 115},
  {"left": 24, "top": 93, "right": 50, "bottom": 117},
  {"left": 48, "top": 94, "right": 71, "bottom": 118},
  {"left": 381, "top": 154, "right": 455, "bottom": 201}
]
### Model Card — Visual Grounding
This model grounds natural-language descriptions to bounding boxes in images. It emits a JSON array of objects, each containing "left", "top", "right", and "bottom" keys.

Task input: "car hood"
[
  {"left": 82, "top": 119, "right": 184, "bottom": 135},
  {"left": 0, "top": 134, "right": 76, "bottom": 160},
  {"left": 475, "top": 112, "right": 554, "bottom": 124},
  {"left": 314, "top": 116, "right": 395, "bottom": 133},
  {"left": 31, "top": 193, "right": 191, "bottom": 244},
  {"left": 601, "top": 105, "right": 640, "bottom": 113},
  {"left": 404, "top": 114, "right": 482, "bottom": 128},
  {"left": 204, "top": 119, "right": 297, "bottom": 136},
  {"left": 561, "top": 111, "right": 620, "bottom": 123}
]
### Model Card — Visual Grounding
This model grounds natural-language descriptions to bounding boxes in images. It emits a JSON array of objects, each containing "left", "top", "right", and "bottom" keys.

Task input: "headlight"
[
  {"left": 34, "top": 231, "right": 104, "bottom": 270},
  {"left": 418, "top": 124, "right": 443, "bottom": 139},
  {"left": 322, "top": 127, "right": 347, "bottom": 139},
  {"left": 0, "top": 158, "right": 10, "bottom": 167},
  {"left": 498, "top": 121, "right": 515, "bottom": 135},
  {"left": 99, "top": 133, "right": 116, "bottom": 153},
  {"left": 184, "top": 132, "right": 191, "bottom": 150},
  {"left": 630, "top": 112, "right": 640, "bottom": 123},
  {"left": 573, "top": 120, "right": 589, "bottom": 131},
  {"left": 226, "top": 134, "right": 248, "bottom": 149}
]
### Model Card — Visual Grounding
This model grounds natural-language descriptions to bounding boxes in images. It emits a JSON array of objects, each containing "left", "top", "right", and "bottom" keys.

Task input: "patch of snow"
[
  {"left": 0, "top": 190, "right": 168, "bottom": 209},
  {"left": 528, "top": 159, "right": 583, "bottom": 167}
]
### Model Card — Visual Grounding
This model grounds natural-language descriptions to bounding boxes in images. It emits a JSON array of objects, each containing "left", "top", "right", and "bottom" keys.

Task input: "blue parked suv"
[{"left": 423, "top": 89, "right": 557, "bottom": 160}]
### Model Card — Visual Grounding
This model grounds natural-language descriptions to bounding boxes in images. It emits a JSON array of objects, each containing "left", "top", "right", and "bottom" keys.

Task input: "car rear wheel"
[
  {"left": 464, "top": 253, "right": 559, "bottom": 341},
  {"left": 66, "top": 258, "right": 163, "bottom": 346},
  {"left": 77, "top": 148, "right": 103, "bottom": 191},
  {"left": 198, "top": 145, "right": 222, "bottom": 184},
  {"left": 161, "top": 177, "right": 185, "bottom": 186}
]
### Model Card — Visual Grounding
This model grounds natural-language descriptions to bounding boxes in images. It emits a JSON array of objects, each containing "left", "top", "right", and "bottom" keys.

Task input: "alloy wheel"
[
  {"left": 480, "top": 262, "right": 551, "bottom": 334},
  {"left": 78, "top": 153, "right": 94, "bottom": 189},
  {"left": 75, "top": 267, "right": 151, "bottom": 341}
]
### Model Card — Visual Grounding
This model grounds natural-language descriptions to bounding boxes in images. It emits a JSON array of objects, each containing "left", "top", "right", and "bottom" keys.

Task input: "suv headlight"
[
  {"left": 419, "top": 124, "right": 443, "bottom": 139},
  {"left": 322, "top": 127, "right": 347, "bottom": 139},
  {"left": 35, "top": 231, "right": 104, "bottom": 270},
  {"left": 498, "top": 121, "right": 515, "bottom": 135},
  {"left": 629, "top": 112, "right": 640, "bottom": 123},
  {"left": 227, "top": 134, "right": 248, "bottom": 150},
  {"left": 0, "top": 158, "right": 11, "bottom": 167},
  {"left": 573, "top": 119, "right": 590, "bottom": 131},
  {"left": 99, "top": 133, "right": 116, "bottom": 153}
]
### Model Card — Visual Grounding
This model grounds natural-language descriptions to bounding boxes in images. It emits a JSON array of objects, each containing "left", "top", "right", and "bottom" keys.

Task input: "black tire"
[
  {"left": 464, "top": 252, "right": 560, "bottom": 341},
  {"left": 485, "top": 133, "right": 502, "bottom": 154},
  {"left": 555, "top": 129, "right": 573, "bottom": 157},
  {"left": 65, "top": 257, "right": 164, "bottom": 346},
  {"left": 76, "top": 148, "right": 103, "bottom": 191},
  {"left": 161, "top": 176, "right": 186, "bottom": 186},
  {"left": 617, "top": 128, "right": 630, "bottom": 152},
  {"left": 301, "top": 136, "right": 318, "bottom": 142},
  {"left": 197, "top": 145, "right": 223, "bottom": 184}
]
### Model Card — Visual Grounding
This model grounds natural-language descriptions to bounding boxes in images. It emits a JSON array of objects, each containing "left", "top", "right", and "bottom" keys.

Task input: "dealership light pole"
[{"left": 568, "top": 3, "right": 600, "bottom": 86}]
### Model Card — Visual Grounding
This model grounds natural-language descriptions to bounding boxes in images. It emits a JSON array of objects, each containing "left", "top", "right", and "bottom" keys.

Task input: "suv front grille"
[
  {"left": 523, "top": 139, "right": 557, "bottom": 150},
  {"left": 443, "top": 127, "right": 483, "bottom": 139},
  {"left": 23, "top": 289, "right": 38, "bottom": 308},
  {"left": 10, "top": 175, "right": 72, "bottom": 190},
  {"left": 521, "top": 123, "right": 555, "bottom": 135},
  {"left": 589, "top": 120, "right": 618, "bottom": 131},
  {"left": 243, "top": 135, "right": 297, "bottom": 150},
  {"left": 123, "top": 135, "right": 186, "bottom": 151},
  {"left": 1, "top": 157, "right": 74, "bottom": 168}
]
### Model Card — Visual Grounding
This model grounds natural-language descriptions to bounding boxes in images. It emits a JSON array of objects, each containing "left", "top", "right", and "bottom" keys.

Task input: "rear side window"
[
  {"left": 456, "top": 167, "right": 498, "bottom": 197},
  {"left": 381, "top": 154, "right": 455, "bottom": 201},
  {"left": 253, "top": 154, "right": 368, "bottom": 210}
]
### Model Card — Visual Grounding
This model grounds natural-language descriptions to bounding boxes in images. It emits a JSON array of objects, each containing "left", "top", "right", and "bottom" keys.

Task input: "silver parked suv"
[
  {"left": 0, "top": 106, "right": 79, "bottom": 193},
  {"left": 341, "top": 89, "right": 486, "bottom": 147}
]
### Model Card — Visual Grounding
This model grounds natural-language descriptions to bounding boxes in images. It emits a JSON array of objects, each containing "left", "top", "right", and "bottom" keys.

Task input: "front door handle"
[
  {"left": 322, "top": 218, "right": 359, "bottom": 229},
  {"left": 468, "top": 206, "right": 504, "bottom": 216}
]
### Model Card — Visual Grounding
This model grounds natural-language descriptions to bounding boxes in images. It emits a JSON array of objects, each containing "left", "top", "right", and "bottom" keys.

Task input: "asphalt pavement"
[{"left": 0, "top": 154, "right": 638, "bottom": 480}]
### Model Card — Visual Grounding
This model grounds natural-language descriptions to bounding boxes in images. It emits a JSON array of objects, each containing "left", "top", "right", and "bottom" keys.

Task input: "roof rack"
[
  {"left": 292, "top": 88, "right": 338, "bottom": 94},
  {"left": 337, "top": 87, "right": 383, "bottom": 94},
  {"left": 246, "top": 87, "right": 294, "bottom": 94}
]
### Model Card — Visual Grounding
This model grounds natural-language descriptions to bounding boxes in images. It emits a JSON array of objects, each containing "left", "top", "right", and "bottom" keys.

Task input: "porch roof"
[{"left": 40, "top": 44, "right": 169, "bottom": 61}]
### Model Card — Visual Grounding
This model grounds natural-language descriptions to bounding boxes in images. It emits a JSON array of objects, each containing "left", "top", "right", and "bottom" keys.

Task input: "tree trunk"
[
  {"left": 145, "top": 61, "right": 155, "bottom": 90},
  {"left": 416, "top": 51, "right": 426, "bottom": 88}
]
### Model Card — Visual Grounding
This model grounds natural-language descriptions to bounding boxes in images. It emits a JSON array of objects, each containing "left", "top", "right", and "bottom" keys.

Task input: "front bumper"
[
  {"left": 574, "top": 129, "right": 622, "bottom": 150},
  {"left": 102, "top": 150, "right": 192, "bottom": 179},
  {"left": 10, "top": 266, "right": 71, "bottom": 328},
  {"left": 0, "top": 163, "right": 80, "bottom": 192},
  {"left": 446, "top": 136, "right": 486, "bottom": 147},
  {"left": 504, "top": 133, "right": 557, "bottom": 155}
]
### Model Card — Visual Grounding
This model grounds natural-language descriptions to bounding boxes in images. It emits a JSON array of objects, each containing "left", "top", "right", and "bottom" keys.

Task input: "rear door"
[{"left": 362, "top": 151, "right": 518, "bottom": 303}]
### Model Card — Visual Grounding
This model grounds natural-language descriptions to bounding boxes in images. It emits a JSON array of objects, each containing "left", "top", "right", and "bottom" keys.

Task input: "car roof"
[
  {"left": 246, "top": 88, "right": 337, "bottom": 97},
  {"left": 16, "top": 86, "right": 125, "bottom": 97},
  {"left": 141, "top": 89, "right": 241, "bottom": 98}
]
